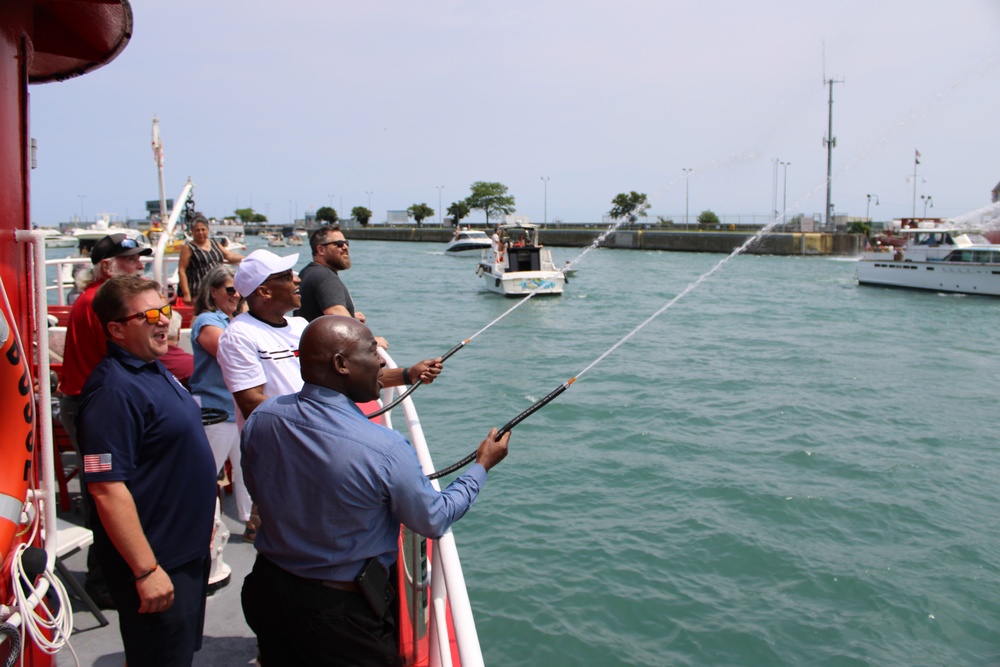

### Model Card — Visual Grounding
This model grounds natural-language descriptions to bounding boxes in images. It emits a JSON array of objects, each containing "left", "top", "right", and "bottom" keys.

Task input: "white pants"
[{"left": 204, "top": 420, "right": 252, "bottom": 523}]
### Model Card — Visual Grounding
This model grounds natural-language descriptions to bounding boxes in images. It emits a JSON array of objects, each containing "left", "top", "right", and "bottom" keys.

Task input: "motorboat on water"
[
  {"left": 213, "top": 234, "right": 246, "bottom": 251},
  {"left": 267, "top": 233, "right": 287, "bottom": 247},
  {"left": 476, "top": 222, "right": 565, "bottom": 296},
  {"left": 445, "top": 228, "right": 492, "bottom": 256},
  {"left": 856, "top": 221, "right": 1000, "bottom": 296},
  {"left": 209, "top": 221, "right": 247, "bottom": 251}
]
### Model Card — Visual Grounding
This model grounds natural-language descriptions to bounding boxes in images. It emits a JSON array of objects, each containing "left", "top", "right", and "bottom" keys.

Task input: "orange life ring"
[{"left": 0, "top": 290, "right": 34, "bottom": 565}]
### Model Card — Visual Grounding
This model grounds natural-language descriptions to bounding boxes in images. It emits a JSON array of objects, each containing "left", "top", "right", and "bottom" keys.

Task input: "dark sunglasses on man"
[{"left": 320, "top": 240, "right": 349, "bottom": 249}]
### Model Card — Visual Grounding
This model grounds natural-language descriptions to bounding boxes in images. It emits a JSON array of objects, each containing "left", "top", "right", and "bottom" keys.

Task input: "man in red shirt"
[{"left": 58, "top": 233, "right": 151, "bottom": 605}]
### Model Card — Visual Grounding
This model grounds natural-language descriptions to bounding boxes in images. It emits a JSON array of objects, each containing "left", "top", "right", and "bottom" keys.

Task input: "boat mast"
[{"left": 152, "top": 115, "right": 167, "bottom": 229}]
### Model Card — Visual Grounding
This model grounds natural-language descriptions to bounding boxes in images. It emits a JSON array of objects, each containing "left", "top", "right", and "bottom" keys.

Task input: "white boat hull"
[
  {"left": 857, "top": 259, "right": 1000, "bottom": 296},
  {"left": 477, "top": 264, "right": 564, "bottom": 296}
]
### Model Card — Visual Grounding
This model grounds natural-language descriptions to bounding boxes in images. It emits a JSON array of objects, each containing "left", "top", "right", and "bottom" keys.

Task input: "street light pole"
[
  {"left": 540, "top": 177, "right": 550, "bottom": 224},
  {"left": 436, "top": 185, "right": 444, "bottom": 225},
  {"left": 780, "top": 161, "right": 790, "bottom": 232},
  {"left": 772, "top": 157, "right": 780, "bottom": 226},
  {"left": 366, "top": 191, "right": 373, "bottom": 210},
  {"left": 682, "top": 168, "right": 692, "bottom": 229},
  {"left": 866, "top": 194, "right": 879, "bottom": 224}
]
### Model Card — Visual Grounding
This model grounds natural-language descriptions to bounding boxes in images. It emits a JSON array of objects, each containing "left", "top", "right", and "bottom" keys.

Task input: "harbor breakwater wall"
[{"left": 343, "top": 227, "right": 865, "bottom": 256}]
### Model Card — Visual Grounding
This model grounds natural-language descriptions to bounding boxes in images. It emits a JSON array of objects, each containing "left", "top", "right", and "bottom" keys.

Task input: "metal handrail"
[
  {"left": 377, "top": 349, "right": 485, "bottom": 667},
  {"left": 43, "top": 254, "right": 180, "bottom": 306}
]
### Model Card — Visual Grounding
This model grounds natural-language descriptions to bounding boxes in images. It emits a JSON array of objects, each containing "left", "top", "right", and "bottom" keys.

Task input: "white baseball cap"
[{"left": 234, "top": 249, "right": 299, "bottom": 296}]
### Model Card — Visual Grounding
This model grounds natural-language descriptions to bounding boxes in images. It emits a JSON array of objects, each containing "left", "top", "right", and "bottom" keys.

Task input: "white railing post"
[{"left": 378, "top": 349, "right": 486, "bottom": 667}]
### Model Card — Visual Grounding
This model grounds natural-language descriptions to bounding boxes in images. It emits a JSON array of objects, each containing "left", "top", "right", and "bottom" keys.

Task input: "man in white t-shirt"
[
  {"left": 217, "top": 250, "right": 307, "bottom": 430},
  {"left": 218, "top": 249, "right": 443, "bottom": 429}
]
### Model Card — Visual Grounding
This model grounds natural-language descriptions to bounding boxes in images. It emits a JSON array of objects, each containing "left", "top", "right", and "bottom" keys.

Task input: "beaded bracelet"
[{"left": 135, "top": 562, "right": 159, "bottom": 581}]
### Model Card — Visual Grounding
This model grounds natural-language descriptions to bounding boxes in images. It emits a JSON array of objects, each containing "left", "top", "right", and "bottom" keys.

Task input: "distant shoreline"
[{"left": 335, "top": 226, "right": 865, "bottom": 256}]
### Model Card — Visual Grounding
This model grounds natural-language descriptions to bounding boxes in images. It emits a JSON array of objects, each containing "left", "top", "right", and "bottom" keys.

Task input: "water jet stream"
[
  {"left": 364, "top": 216, "right": 632, "bottom": 418},
  {"left": 428, "top": 215, "right": 791, "bottom": 479},
  {"left": 427, "top": 52, "right": 1000, "bottom": 476}
]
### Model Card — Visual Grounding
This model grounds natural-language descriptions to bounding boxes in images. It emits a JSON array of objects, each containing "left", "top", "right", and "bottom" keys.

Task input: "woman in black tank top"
[{"left": 178, "top": 216, "right": 244, "bottom": 302}]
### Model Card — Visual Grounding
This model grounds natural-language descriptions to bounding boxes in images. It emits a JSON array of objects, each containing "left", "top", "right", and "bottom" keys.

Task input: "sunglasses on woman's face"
[
  {"left": 115, "top": 304, "right": 172, "bottom": 325},
  {"left": 224, "top": 286, "right": 238, "bottom": 296}
]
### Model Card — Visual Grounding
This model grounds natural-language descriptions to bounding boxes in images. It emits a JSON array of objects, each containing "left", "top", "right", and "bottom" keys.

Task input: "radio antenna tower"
[{"left": 822, "top": 47, "right": 844, "bottom": 230}]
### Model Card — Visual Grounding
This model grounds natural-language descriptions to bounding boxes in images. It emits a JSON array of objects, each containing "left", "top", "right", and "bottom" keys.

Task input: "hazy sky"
[{"left": 28, "top": 1, "right": 1000, "bottom": 227}]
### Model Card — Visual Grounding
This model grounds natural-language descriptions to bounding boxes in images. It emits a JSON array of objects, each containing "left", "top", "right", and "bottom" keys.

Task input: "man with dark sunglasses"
[
  {"left": 58, "top": 232, "right": 152, "bottom": 608},
  {"left": 296, "top": 224, "right": 360, "bottom": 323},
  {"left": 76, "top": 275, "right": 217, "bottom": 666}
]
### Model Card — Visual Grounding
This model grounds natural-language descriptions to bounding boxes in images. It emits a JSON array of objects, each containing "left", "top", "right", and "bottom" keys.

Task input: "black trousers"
[
  {"left": 242, "top": 555, "right": 402, "bottom": 667},
  {"left": 104, "top": 554, "right": 210, "bottom": 667}
]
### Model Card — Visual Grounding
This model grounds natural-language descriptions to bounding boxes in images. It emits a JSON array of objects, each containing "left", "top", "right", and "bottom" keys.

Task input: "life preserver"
[{"left": 0, "top": 288, "right": 34, "bottom": 565}]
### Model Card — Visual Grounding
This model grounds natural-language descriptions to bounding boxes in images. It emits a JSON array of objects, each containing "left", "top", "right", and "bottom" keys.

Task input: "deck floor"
[{"left": 54, "top": 473, "right": 260, "bottom": 666}]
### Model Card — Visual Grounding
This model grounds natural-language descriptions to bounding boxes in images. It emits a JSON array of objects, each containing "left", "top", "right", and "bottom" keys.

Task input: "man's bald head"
[{"left": 300, "top": 315, "right": 383, "bottom": 401}]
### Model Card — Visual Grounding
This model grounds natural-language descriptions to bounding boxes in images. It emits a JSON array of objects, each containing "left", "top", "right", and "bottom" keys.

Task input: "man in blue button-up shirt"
[{"left": 241, "top": 315, "right": 510, "bottom": 666}]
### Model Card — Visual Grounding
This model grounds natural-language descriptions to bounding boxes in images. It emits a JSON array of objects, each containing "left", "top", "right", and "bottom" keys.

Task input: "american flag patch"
[{"left": 83, "top": 453, "right": 113, "bottom": 473}]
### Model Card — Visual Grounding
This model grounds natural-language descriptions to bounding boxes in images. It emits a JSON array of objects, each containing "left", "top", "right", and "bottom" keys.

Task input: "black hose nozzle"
[
  {"left": 364, "top": 340, "right": 469, "bottom": 420},
  {"left": 428, "top": 378, "right": 574, "bottom": 480}
]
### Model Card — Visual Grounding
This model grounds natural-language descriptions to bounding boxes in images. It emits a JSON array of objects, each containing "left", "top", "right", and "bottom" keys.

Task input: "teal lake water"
[
  {"left": 352, "top": 240, "right": 1000, "bottom": 667},
  {"left": 50, "top": 238, "right": 1000, "bottom": 665}
]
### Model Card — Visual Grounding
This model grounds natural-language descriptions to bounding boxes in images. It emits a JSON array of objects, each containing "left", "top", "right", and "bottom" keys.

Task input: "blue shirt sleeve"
[
  {"left": 382, "top": 443, "right": 488, "bottom": 539},
  {"left": 78, "top": 384, "right": 141, "bottom": 482}
]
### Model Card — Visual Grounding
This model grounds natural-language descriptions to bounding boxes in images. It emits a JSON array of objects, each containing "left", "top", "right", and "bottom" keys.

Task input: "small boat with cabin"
[{"left": 476, "top": 222, "right": 565, "bottom": 296}]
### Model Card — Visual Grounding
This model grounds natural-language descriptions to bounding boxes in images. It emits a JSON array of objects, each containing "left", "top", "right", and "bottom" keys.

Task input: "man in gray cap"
[{"left": 58, "top": 232, "right": 152, "bottom": 607}]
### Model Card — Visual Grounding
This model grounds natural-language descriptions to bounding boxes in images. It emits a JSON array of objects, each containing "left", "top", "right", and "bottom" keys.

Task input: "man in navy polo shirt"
[{"left": 77, "top": 275, "right": 217, "bottom": 666}]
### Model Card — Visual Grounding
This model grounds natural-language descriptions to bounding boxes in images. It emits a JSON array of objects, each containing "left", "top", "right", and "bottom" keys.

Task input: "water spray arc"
[
  {"left": 364, "top": 216, "right": 635, "bottom": 419},
  {"left": 428, "top": 211, "right": 799, "bottom": 480},
  {"left": 425, "top": 51, "right": 1000, "bottom": 478}
]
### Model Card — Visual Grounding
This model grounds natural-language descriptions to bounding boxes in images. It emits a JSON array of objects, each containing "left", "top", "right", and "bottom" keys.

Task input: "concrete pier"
[{"left": 341, "top": 226, "right": 865, "bottom": 256}]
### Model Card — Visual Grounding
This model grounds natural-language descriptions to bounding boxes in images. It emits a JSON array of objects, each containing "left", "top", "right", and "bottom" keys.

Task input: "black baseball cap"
[{"left": 91, "top": 233, "right": 153, "bottom": 265}]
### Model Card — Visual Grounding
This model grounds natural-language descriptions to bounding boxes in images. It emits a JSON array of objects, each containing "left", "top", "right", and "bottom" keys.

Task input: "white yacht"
[
  {"left": 856, "top": 222, "right": 1000, "bottom": 296},
  {"left": 445, "top": 228, "right": 492, "bottom": 256}
]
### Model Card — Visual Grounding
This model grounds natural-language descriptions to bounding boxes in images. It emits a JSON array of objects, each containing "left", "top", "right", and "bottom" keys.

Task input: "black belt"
[
  {"left": 258, "top": 555, "right": 360, "bottom": 593},
  {"left": 318, "top": 579, "right": 360, "bottom": 593}
]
